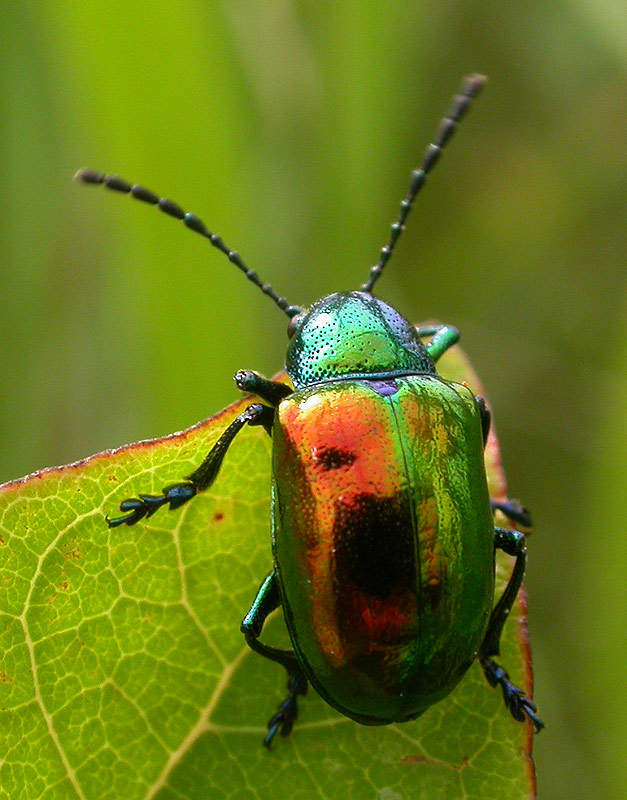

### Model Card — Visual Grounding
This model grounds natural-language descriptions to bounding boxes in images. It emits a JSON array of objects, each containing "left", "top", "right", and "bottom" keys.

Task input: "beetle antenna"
[
  {"left": 361, "top": 73, "right": 486, "bottom": 293},
  {"left": 74, "top": 169, "right": 303, "bottom": 318}
]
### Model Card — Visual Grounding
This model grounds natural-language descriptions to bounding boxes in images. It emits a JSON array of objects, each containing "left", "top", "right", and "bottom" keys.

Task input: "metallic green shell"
[
  {"left": 271, "top": 374, "right": 495, "bottom": 724},
  {"left": 286, "top": 292, "right": 435, "bottom": 389}
]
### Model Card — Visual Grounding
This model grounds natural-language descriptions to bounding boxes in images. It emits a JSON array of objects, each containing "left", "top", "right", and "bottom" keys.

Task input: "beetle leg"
[
  {"left": 473, "top": 394, "right": 491, "bottom": 445},
  {"left": 417, "top": 324, "right": 460, "bottom": 361},
  {"left": 234, "top": 370, "right": 292, "bottom": 406},
  {"left": 483, "top": 527, "right": 526, "bottom": 658},
  {"left": 107, "top": 402, "right": 274, "bottom": 527},
  {"left": 480, "top": 658, "right": 544, "bottom": 732},
  {"left": 241, "top": 571, "right": 308, "bottom": 748},
  {"left": 479, "top": 527, "right": 544, "bottom": 732}
]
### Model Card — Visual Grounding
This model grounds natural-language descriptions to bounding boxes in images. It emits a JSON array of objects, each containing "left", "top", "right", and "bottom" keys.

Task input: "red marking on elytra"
[{"left": 360, "top": 598, "right": 412, "bottom": 639}]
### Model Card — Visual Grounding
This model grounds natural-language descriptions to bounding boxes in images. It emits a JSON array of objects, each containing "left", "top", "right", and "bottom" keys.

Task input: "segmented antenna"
[
  {"left": 362, "top": 73, "right": 486, "bottom": 293},
  {"left": 74, "top": 169, "right": 302, "bottom": 318}
]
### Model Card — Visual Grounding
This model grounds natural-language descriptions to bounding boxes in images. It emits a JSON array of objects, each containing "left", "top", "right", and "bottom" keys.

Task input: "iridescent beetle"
[{"left": 77, "top": 74, "right": 542, "bottom": 747}]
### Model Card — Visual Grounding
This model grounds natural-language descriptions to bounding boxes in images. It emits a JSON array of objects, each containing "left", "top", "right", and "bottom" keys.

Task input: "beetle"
[{"left": 76, "top": 73, "right": 543, "bottom": 747}]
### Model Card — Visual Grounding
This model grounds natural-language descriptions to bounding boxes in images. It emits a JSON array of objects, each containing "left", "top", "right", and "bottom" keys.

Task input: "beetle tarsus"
[
  {"left": 105, "top": 483, "right": 196, "bottom": 527},
  {"left": 480, "top": 657, "right": 544, "bottom": 732},
  {"left": 106, "top": 403, "right": 272, "bottom": 528},
  {"left": 264, "top": 672, "right": 308, "bottom": 748},
  {"left": 161, "top": 482, "right": 197, "bottom": 509}
]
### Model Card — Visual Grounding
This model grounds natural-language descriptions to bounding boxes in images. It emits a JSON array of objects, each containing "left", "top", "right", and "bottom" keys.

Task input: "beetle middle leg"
[
  {"left": 107, "top": 402, "right": 274, "bottom": 527},
  {"left": 241, "top": 571, "right": 308, "bottom": 748},
  {"left": 479, "top": 527, "right": 544, "bottom": 732}
]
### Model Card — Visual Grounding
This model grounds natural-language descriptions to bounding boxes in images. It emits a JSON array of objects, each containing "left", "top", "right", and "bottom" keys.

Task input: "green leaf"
[{"left": 0, "top": 343, "right": 538, "bottom": 800}]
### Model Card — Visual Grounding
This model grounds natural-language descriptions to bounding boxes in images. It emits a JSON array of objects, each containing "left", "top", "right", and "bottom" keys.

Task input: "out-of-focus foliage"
[{"left": 0, "top": 3, "right": 625, "bottom": 798}]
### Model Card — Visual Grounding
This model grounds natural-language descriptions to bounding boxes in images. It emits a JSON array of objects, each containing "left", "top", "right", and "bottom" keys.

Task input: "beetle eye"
[{"left": 287, "top": 312, "right": 305, "bottom": 339}]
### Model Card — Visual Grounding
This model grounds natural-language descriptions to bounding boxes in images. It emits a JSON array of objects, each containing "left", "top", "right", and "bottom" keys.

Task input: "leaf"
[{"left": 0, "top": 341, "right": 538, "bottom": 800}]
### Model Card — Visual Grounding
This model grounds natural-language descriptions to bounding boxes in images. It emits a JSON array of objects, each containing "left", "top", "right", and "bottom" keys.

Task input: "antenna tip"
[
  {"left": 463, "top": 74, "right": 487, "bottom": 96},
  {"left": 74, "top": 168, "right": 105, "bottom": 185}
]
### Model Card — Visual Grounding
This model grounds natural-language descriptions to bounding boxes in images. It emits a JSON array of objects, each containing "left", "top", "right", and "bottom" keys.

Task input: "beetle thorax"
[{"left": 285, "top": 291, "right": 435, "bottom": 389}]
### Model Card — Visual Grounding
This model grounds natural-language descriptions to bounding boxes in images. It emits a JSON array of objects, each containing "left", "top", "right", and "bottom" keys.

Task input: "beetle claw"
[
  {"left": 264, "top": 705, "right": 293, "bottom": 748},
  {"left": 106, "top": 511, "right": 140, "bottom": 528},
  {"left": 481, "top": 657, "right": 544, "bottom": 732},
  {"left": 504, "top": 686, "right": 544, "bottom": 732},
  {"left": 263, "top": 673, "right": 307, "bottom": 748},
  {"left": 106, "top": 496, "right": 156, "bottom": 527},
  {"left": 515, "top": 695, "right": 545, "bottom": 733}
]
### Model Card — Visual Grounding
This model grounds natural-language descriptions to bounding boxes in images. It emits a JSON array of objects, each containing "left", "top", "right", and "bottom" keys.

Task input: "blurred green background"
[{"left": 1, "top": 2, "right": 625, "bottom": 797}]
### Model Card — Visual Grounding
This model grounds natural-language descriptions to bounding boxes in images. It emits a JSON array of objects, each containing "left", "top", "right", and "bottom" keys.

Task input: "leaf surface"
[{"left": 0, "top": 342, "right": 538, "bottom": 799}]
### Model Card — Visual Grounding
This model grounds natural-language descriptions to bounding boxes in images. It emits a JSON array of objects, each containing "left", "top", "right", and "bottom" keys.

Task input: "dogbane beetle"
[{"left": 76, "top": 73, "right": 542, "bottom": 747}]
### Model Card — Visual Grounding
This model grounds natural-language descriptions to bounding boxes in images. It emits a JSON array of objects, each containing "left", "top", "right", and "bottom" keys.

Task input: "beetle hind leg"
[
  {"left": 241, "top": 571, "right": 308, "bottom": 747},
  {"left": 479, "top": 526, "right": 544, "bottom": 732},
  {"left": 480, "top": 657, "right": 544, "bottom": 732},
  {"left": 264, "top": 672, "right": 308, "bottom": 748}
]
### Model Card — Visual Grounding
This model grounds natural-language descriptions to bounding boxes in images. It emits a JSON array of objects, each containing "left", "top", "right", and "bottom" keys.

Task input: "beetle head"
[{"left": 285, "top": 291, "right": 435, "bottom": 389}]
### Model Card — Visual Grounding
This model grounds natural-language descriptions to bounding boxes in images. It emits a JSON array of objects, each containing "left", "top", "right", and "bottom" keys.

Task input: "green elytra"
[
  {"left": 76, "top": 74, "right": 543, "bottom": 746},
  {"left": 272, "top": 371, "right": 495, "bottom": 724}
]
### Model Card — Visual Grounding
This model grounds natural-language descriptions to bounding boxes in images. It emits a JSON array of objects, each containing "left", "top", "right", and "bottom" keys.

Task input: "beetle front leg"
[
  {"left": 235, "top": 370, "right": 292, "bottom": 408},
  {"left": 241, "top": 572, "right": 308, "bottom": 748},
  {"left": 479, "top": 527, "right": 544, "bottom": 732},
  {"left": 107, "top": 402, "right": 274, "bottom": 527},
  {"left": 417, "top": 324, "right": 459, "bottom": 362}
]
